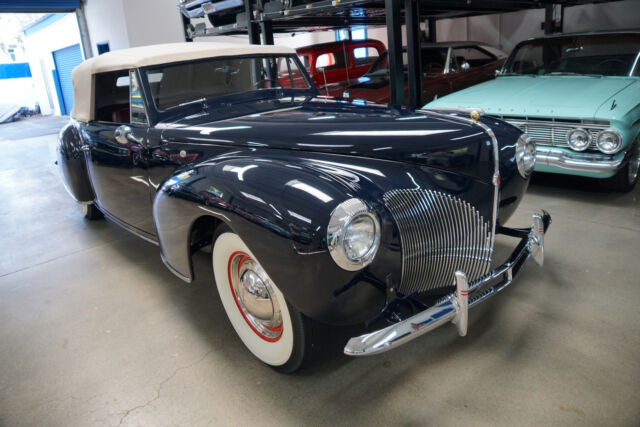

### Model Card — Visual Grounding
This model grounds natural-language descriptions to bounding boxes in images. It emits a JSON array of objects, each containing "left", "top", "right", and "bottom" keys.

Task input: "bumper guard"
[{"left": 344, "top": 211, "right": 551, "bottom": 356}]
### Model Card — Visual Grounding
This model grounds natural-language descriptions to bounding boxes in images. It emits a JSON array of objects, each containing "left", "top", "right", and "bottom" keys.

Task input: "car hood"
[
  {"left": 428, "top": 75, "right": 637, "bottom": 120},
  {"left": 158, "top": 97, "right": 503, "bottom": 182}
]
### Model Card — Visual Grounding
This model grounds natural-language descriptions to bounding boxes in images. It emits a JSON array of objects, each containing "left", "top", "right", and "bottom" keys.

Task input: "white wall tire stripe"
[{"left": 213, "top": 232, "right": 294, "bottom": 366}]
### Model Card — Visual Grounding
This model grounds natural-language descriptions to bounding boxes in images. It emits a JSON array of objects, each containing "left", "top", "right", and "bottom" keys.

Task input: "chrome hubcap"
[
  {"left": 228, "top": 253, "right": 282, "bottom": 341},
  {"left": 628, "top": 142, "right": 640, "bottom": 184}
]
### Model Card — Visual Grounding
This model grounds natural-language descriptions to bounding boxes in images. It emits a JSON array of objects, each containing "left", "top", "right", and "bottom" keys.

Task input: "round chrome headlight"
[
  {"left": 566, "top": 128, "right": 591, "bottom": 151},
  {"left": 515, "top": 134, "right": 536, "bottom": 178},
  {"left": 596, "top": 129, "right": 623, "bottom": 154},
  {"left": 327, "top": 198, "right": 380, "bottom": 271}
]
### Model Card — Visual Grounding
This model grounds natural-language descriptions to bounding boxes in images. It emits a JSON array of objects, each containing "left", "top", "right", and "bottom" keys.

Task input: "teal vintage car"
[{"left": 426, "top": 32, "right": 640, "bottom": 191}]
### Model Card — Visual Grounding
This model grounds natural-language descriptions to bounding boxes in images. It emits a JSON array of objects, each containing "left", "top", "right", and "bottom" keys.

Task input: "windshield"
[
  {"left": 504, "top": 34, "right": 640, "bottom": 77},
  {"left": 366, "top": 48, "right": 449, "bottom": 76},
  {"left": 145, "top": 55, "right": 312, "bottom": 111}
]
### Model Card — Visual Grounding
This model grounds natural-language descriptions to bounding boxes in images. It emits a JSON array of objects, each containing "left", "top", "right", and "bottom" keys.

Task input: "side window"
[
  {"left": 451, "top": 47, "right": 496, "bottom": 71},
  {"left": 129, "top": 70, "right": 148, "bottom": 125},
  {"left": 316, "top": 52, "right": 346, "bottom": 71},
  {"left": 353, "top": 47, "right": 380, "bottom": 67},
  {"left": 94, "top": 70, "right": 130, "bottom": 123}
]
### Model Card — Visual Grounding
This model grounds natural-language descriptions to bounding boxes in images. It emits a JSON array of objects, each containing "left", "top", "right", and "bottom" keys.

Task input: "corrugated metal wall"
[{"left": 52, "top": 44, "right": 82, "bottom": 115}]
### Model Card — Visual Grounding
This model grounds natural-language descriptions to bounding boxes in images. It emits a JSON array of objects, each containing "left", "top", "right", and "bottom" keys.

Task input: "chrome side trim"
[
  {"left": 344, "top": 211, "right": 551, "bottom": 356},
  {"left": 161, "top": 253, "right": 192, "bottom": 283},
  {"left": 383, "top": 189, "right": 491, "bottom": 293},
  {"left": 536, "top": 146, "right": 624, "bottom": 174}
]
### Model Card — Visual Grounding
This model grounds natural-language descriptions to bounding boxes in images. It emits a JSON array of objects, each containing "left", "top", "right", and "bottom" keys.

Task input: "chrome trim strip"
[
  {"left": 161, "top": 253, "right": 192, "bottom": 283},
  {"left": 344, "top": 211, "right": 549, "bottom": 356},
  {"left": 536, "top": 146, "right": 624, "bottom": 173}
]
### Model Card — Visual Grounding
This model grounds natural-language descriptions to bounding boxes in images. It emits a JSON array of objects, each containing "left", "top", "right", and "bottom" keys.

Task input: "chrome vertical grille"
[{"left": 384, "top": 189, "right": 492, "bottom": 293}]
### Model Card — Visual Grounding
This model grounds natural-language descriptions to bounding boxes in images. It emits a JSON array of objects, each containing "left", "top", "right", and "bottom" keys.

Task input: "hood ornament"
[{"left": 611, "top": 100, "right": 617, "bottom": 111}]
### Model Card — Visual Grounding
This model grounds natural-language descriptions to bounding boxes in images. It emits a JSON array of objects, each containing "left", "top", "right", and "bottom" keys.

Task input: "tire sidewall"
[{"left": 212, "top": 231, "right": 295, "bottom": 366}]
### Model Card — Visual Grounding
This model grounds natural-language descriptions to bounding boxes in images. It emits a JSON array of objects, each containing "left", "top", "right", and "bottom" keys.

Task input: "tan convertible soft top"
[{"left": 71, "top": 42, "right": 296, "bottom": 123}]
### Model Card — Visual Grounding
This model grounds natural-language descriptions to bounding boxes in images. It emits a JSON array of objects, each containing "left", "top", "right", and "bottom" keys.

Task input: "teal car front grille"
[{"left": 499, "top": 116, "right": 609, "bottom": 150}]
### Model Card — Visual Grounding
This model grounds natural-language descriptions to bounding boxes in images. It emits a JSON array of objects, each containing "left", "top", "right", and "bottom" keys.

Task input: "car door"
[
  {"left": 83, "top": 69, "right": 156, "bottom": 238},
  {"left": 447, "top": 46, "right": 499, "bottom": 93}
]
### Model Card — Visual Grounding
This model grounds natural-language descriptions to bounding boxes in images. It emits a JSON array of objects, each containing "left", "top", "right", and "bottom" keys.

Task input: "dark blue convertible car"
[{"left": 58, "top": 42, "right": 550, "bottom": 372}]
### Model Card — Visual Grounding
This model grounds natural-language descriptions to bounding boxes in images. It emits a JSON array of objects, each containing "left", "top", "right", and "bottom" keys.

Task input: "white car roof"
[{"left": 71, "top": 42, "right": 295, "bottom": 123}]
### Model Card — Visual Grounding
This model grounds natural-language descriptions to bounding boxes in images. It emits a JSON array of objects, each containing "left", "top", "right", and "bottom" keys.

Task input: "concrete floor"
[{"left": 0, "top": 116, "right": 639, "bottom": 426}]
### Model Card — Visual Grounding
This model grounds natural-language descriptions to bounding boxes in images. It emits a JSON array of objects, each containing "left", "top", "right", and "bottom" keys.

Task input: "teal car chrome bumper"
[{"left": 535, "top": 146, "right": 625, "bottom": 178}]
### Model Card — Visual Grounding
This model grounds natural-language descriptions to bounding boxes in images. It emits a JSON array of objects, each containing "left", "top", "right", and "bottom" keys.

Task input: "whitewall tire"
[{"left": 212, "top": 228, "right": 308, "bottom": 372}]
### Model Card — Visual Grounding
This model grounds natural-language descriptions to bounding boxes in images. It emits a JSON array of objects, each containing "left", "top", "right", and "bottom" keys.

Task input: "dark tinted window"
[
  {"left": 506, "top": 34, "right": 640, "bottom": 76},
  {"left": 451, "top": 47, "right": 495, "bottom": 70},
  {"left": 94, "top": 70, "right": 130, "bottom": 123},
  {"left": 145, "top": 55, "right": 310, "bottom": 111}
]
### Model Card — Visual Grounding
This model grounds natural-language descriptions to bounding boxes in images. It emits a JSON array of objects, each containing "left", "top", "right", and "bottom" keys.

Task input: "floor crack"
[{"left": 115, "top": 350, "right": 213, "bottom": 426}]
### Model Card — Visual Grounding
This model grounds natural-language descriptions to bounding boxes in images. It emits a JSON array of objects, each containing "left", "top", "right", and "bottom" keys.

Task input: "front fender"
[{"left": 153, "top": 148, "right": 494, "bottom": 324}]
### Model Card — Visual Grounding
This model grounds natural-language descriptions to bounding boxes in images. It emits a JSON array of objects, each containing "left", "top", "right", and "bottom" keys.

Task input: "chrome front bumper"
[
  {"left": 536, "top": 146, "right": 623, "bottom": 174},
  {"left": 344, "top": 211, "right": 551, "bottom": 356}
]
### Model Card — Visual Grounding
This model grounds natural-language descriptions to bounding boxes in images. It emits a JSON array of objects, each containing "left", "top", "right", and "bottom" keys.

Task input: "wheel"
[
  {"left": 77, "top": 202, "right": 103, "bottom": 220},
  {"left": 602, "top": 142, "right": 640, "bottom": 192},
  {"left": 212, "top": 226, "right": 310, "bottom": 373}
]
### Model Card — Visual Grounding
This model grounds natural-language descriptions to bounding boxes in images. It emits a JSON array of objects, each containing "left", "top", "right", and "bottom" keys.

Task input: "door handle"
[
  {"left": 114, "top": 125, "right": 143, "bottom": 145},
  {"left": 80, "top": 145, "right": 91, "bottom": 152}
]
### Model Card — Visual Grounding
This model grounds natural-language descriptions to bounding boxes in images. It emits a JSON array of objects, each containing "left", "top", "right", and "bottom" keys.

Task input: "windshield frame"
[
  {"left": 138, "top": 53, "right": 318, "bottom": 125},
  {"left": 502, "top": 34, "right": 640, "bottom": 78}
]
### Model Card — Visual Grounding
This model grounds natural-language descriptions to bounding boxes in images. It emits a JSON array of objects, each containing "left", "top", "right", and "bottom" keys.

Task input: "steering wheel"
[
  {"left": 251, "top": 79, "right": 283, "bottom": 89},
  {"left": 596, "top": 59, "right": 628, "bottom": 68}
]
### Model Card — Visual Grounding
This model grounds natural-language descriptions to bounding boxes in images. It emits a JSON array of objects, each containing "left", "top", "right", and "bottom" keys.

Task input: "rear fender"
[{"left": 57, "top": 121, "right": 95, "bottom": 203}]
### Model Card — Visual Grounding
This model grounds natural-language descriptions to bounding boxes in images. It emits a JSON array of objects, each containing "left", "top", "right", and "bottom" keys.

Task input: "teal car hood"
[{"left": 427, "top": 76, "right": 638, "bottom": 120}]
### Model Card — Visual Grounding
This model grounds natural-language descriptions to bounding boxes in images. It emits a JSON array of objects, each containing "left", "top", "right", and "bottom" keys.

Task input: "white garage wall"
[
  {"left": 564, "top": 0, "right": 640, "bottom": 32},
  {"left": 437, "top": 0, "right": 640, "bottom": 54},
  {"left": 23, "top": 14, "right": 83, "bottom": 115},
  {"left": 83, "top": 0, "right": 129, "bottom": 53},
  {"left": 80, "top": 0, "right": 639, "bottom": 56},
  {"left": 121, "top": 0, "right": 185, "bottom": 47}
]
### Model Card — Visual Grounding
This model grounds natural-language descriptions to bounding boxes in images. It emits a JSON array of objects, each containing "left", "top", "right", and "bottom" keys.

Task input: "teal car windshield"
[{"left": 504, "top": 34, "right": 640, "bottom": 77}]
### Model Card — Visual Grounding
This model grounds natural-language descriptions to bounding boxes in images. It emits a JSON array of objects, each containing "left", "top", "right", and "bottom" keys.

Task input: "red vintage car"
[
  {"left": 327, "top": 41, "right": 506, "bottom": 105},
  {"left": 294, "top": 39, "right": 386, "bottom": 89}
]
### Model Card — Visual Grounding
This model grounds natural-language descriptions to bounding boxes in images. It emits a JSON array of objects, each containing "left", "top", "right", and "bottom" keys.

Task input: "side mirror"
[{"left": 461, "top": 62, "right": 471, "bottom": 71}]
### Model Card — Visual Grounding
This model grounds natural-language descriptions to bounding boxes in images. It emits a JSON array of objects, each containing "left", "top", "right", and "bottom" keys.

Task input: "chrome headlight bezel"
[
  {"left": 566, "top": 128, "right": 592, "bottom": 152},
  {"left": 515, "top": 134, "right": 536, "bottom": 178},
  {"left": 327, "top": 198, "right": 381, "bottom": 271},
  {"left": 596, "top": 128, "right": 623, "bottom": 154}
]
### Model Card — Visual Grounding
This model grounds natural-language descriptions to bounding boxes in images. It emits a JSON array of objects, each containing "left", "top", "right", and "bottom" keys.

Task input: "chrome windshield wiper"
[
  {"left": 178, "top": 97, "right": 209, "bottom": 108},
  {"left": 499, "top": 72, "right": 536, "bottom": 76},
  {"left": 544, "top": 72, "right": 603, "bottom": 77}
]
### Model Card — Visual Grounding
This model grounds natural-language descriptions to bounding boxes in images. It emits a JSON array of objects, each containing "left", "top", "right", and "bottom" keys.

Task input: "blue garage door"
[{"left": 52, "top": 43, "right": 82, "bottom": 115}]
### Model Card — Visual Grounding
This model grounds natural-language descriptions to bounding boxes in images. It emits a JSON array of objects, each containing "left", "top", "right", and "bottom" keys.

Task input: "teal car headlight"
[
  {"left": 566, "top": 128, "right": 591, "bottom": 152},
  {"left": 516, "top": 134, "right": 536, "bottom": 178},
  {"left": 596, "top": 129, "right": 623, "bottom": 154}
]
